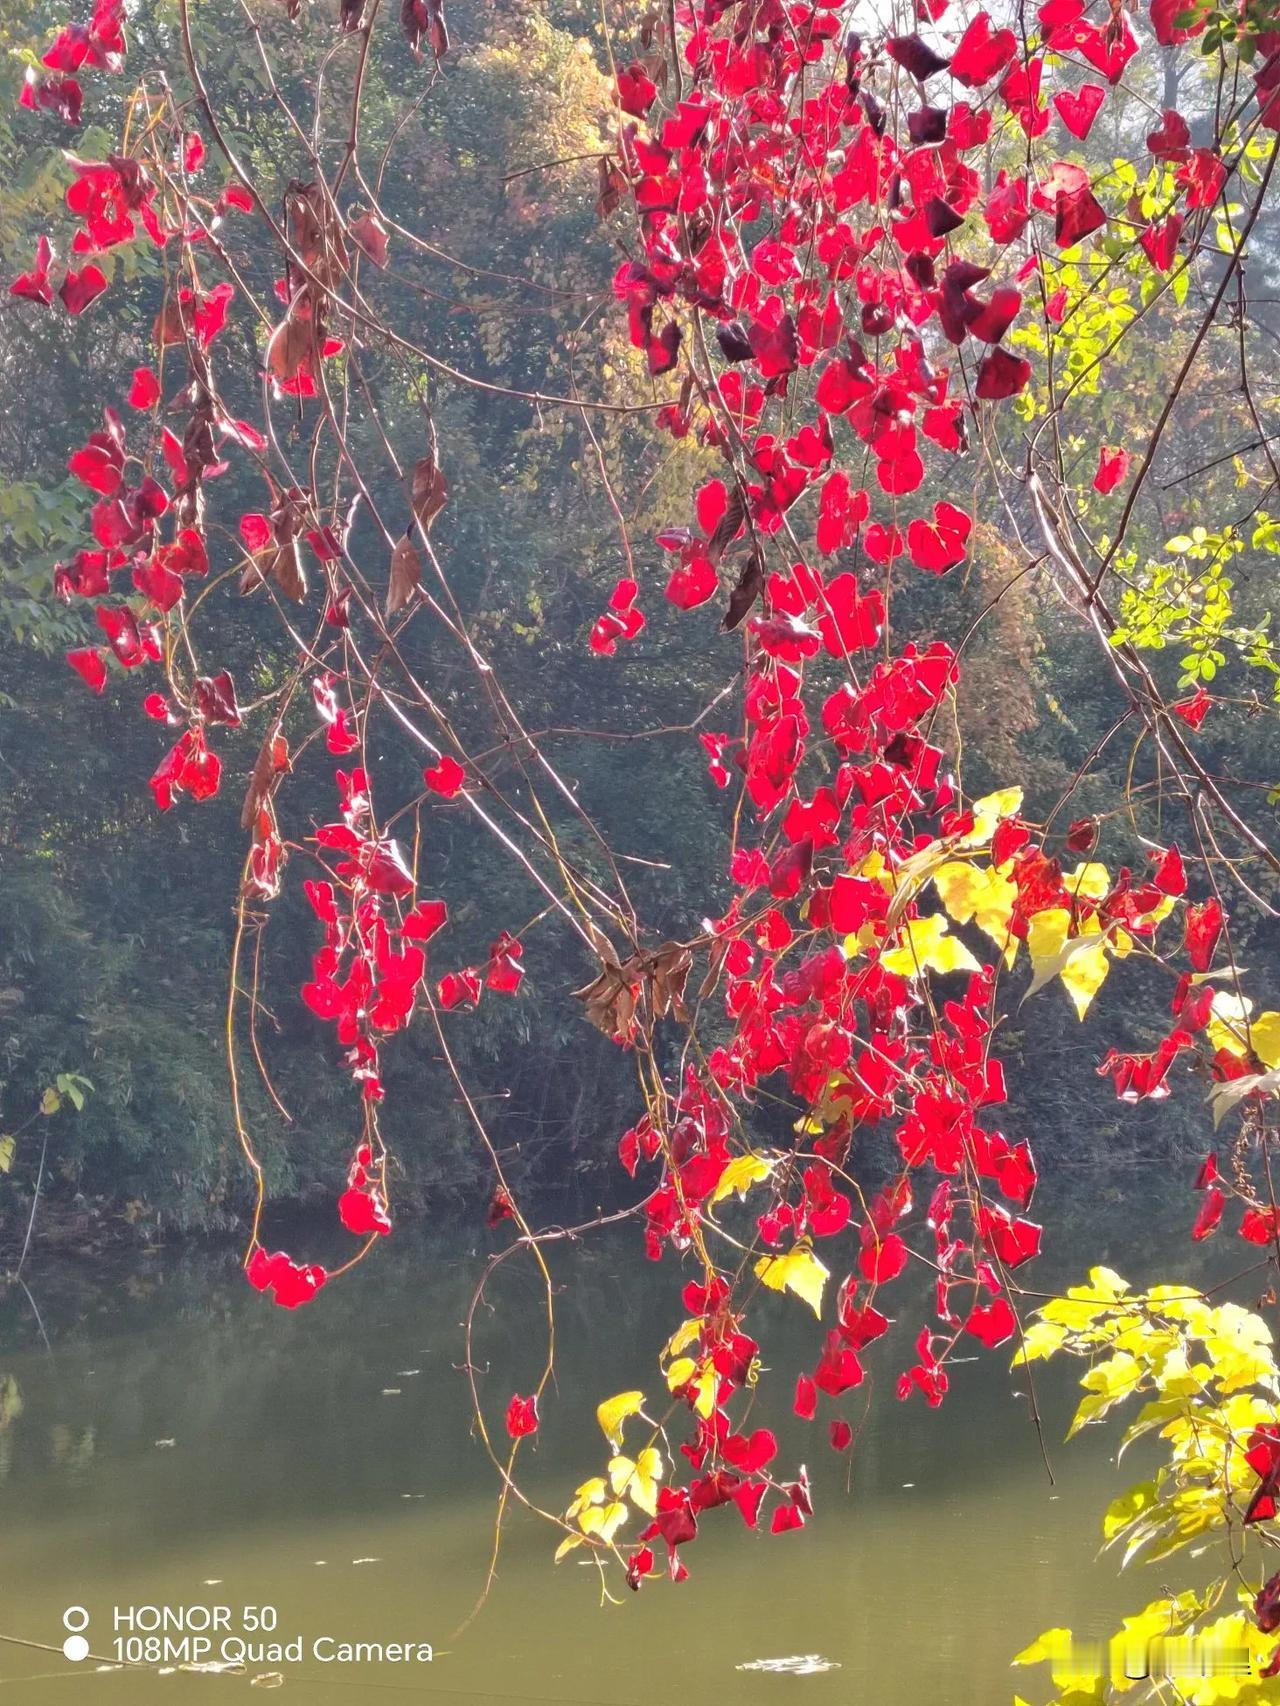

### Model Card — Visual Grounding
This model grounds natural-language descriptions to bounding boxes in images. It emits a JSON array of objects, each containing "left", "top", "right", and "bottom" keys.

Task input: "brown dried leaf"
[
  {"left": 410, "top": 454, "right": 448, "bottom": 535},
  {"left": 241, "top": 729, "right": 291, "bottom": 830},
  {"left": 596, "top": 156, "right": 627, "bottom": 221},
  {"left": 401, "top": 0, "right": 449, "bottom": 58},
  {"left": 723, "top": 550, "right": 764, "bottom": 631},
  {"left": 706, "top": 486, "right": 746, "bottom": 564},
  {"left": 273, "top": 538, "right": 306, "bottom": 602},
  {"left": 349, "top": 210, "right": 389, "bottom": 268},
  {"left": 698, "top": 935, "right": 729, "bottom": 1002},
  {"left": 387, "top": 534, "right": 422, "bottom": 616},
  {"left": 648, "top": 943, "right": 692, "bottom": 1022},
  {"left": 267, "top": 313, "right": 316, "bottom": 386},
  {"left": 289, "top": 181, "right": 349, "bottom": 289}
]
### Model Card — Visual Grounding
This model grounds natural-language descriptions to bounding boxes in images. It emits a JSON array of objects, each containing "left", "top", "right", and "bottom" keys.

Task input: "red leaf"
[
  {"left": 128, "top": 366, "right": 161, "bottom": 408},
  {"left": 505, "top": 1393, "right": 539, "bottom": 1437},
  {"left": 906, "top": 502, "right": 972, "bottom": 574},
  {"left": 403, "top": 899, "right": 448, "bottom": 942},
  {"left": 964, "top": 1297, "right": 1017, "bottom": 1347},
  {"left": 246, "top": 1250, "right": 328, "bottom": 1309},
  {"left": 423, "top": 755, "right": 466, "bottom": 797},
  {"left": 975, "top": 347, "right": 1032, "bottom": 400},
  {"left": 338, "top": 1185, "right": 392, "bottom": 1236},
  {"left": 10, "top": 235, "right": 53, "bottom": 304},
  {"left": 59, "top": 263, "right": 107, "bottom": 314},
  {"left": 438, "top": 968, "right": 482, "bottom": 1010},
  {"left": 665, "top": 554, "right": 717, "bottom": 610},
  {"left": 975, "top": 1205, "right": 1042, "bottom": 1267},
  {"left": 858, "top": 1231, "right": 907, "bottom": 1284},
  {"left": 617, "top": 63, "right": 657, "bottom": 116},
  {"left": 1093, "top": 444, "right": 1131, "bottom": 493},
  {"left": 1241, "top": 1207, "right": 1279, "bottom": 1246},
  {"left": 793, "top": 1373, "right": 817, "bottom": 1420},
  {"left": 949, "top": 13, "right": 1016, "bottom": 86},
  {"left": 1172, "top": 687, "right": 1213, "bottom": 730},
  {"left": 1192, "top": 1186, "right": 1225, "bottom": 1242},
  {"left": 67, "top": 646, "right": 107, "bottom": 693},
  {"left": 723, "top": 1428, "right": 777, "bottom": 1473},
  {"left": 1184, "top": 898, "right": 1223, "bottom": 971},
  {"left": 1053, "top": 82, "right": 1105, "bottom": 139}
]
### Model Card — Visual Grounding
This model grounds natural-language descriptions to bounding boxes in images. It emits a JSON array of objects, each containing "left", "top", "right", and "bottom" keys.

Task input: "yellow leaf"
[
  {"left": 962, "top": 786, "right": 1024, "bottom": 847},
  {"left": 554, "top": 1534, "right": 583, "bottom": 1562},
  {"left": 1026, "top": 906, "right": 1069, "bottom": 970},
  {"left": 933, "top": 860, "right": 1017, "bottom": 960},
  {"left": 711, "top": 1152, "right": 776, "bottom": 1205},
  {"left": 858, "top": 848, "right": 897, "bottom": 895},
  {"left": 1207, "top": 991, "right": 1253, "bottom": 1058},
  {"left": 754, "top": 1246, "right": 829, "bottom": 1318},
  {"left": 578, "top": 1500, "right": 628, "bottom": 1543},
  {"left": 608, "top": 1455, "right": 635, "bottom": 1497},
  {"left": 665, "top": 1356, "right": 697, "bottom": 1392},
  {"left": 1103, "top": 1480, "right": 1159, "bottom": 1542},
  {"left": 662, "top": 1318, "right": 701, "bottom": 1361},
  {"left": 796, "top": 1070, "right": 856, "bottom": 1134},
  {"left": 663, "top": 1356, "right": 717, "bottom": 1417},
  {"left": 1010, "top": 1319, "right": 1068, "bottom": 1366},
  {"left": 1250, "top": 1011, "right": 1280, "bottom": 1069},
  {"left": 633, "top": 1447, "right": 664, "bottom": 1515},
  {"left": 1061, "top": 937, "right": 1110, "bottom": 1020},
  {"left": 596, "top": 1390, "right": 644, "bottom": 1449},
  {"left": 610, "top": 1448, "right": 663, "bottom": 1516},
  {"left": 566, "top": 1476, "right": 607, "bottom": 1521},
  {"left": 880, "top": 913, "right": 981, "bottom": 978},
  {"left": 1012, "top": 1627, "right": 1073, "bottom": 1667},
  {"left": 691, "top": 1369, "right": 716, "bottom": 1418},
  {"left": 1025, "top": 908, "right": 1110, "bottom": 1019},
  {"left": 1065, "top": 861, "right": 1110, "bottom": 901}
]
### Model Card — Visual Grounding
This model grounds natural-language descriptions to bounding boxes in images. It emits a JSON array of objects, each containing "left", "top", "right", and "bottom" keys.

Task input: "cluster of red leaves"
[
  {"left": 14, "top": 4, "right": 522, "bottom": 1299},
  {"left": 570, "top": 0, "right": 1271, "bottom": 1592}
]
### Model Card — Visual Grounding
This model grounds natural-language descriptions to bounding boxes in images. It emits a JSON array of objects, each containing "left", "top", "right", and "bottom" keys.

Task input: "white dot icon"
[
  {"left": 62, "top": 1635, "right": 90, "bottom": 1663},
  {"left": 62, "top": 1607, "right": 89, "bottom": 1633}
]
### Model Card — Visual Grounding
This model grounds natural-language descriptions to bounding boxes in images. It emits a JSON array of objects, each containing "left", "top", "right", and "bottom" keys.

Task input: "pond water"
[{"left": 0, "top": 1182, "right": 1236, "bottom": 1705}]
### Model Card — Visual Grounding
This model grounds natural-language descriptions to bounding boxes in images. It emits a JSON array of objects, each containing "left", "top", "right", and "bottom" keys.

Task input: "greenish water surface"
[{"left": 0, "top": 1191, "right": 1228, "bottom": 1705}]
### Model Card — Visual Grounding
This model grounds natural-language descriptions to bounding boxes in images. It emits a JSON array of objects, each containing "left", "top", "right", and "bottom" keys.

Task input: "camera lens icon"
[{"left": 61, "top": 1608, "right": 90, "bottom": 1663}]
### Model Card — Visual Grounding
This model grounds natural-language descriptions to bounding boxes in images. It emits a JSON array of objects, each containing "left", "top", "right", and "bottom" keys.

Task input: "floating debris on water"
[{"left": 736, "top": 1655, "right": 842, "bottom": 1676}]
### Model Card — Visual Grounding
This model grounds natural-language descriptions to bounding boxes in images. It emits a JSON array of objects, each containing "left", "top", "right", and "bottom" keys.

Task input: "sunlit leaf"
[
  {"left": 881, "top": 913, "right": 981, "bottom": 978},
  {"left": 754, "top": 1246, "right": 829, "bottom": 1317},
  {"left": 711, "top": 1152, "right": 776, "bottom": 1205},
  {"left": 596, "top": 1390, "right": 645, "bottom": 1449}
]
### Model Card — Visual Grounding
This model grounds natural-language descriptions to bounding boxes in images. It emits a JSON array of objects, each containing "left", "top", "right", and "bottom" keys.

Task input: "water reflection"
[{"left": 0, "top": 1188, "right": 1235, "bottom": 1704}]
